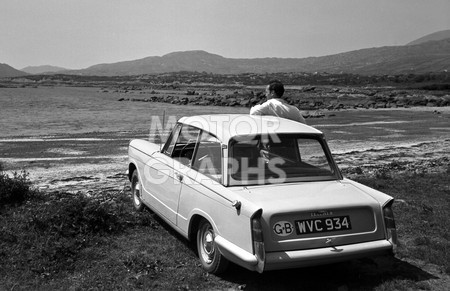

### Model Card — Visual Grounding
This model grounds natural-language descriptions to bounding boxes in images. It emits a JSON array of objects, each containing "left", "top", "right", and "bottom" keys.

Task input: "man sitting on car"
[{"left": 250, "top": 80, "right": 306, "bottom": 124}]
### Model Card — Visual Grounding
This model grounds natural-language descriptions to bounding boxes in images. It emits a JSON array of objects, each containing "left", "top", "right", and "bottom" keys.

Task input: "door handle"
[{"left": 176, "top": 173, "right": 184, "bottom": 182}]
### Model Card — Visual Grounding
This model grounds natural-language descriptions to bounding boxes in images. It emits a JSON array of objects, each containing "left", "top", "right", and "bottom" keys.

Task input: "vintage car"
[{"left": 128, "top": 114, "right": 397, "bottom": 274}]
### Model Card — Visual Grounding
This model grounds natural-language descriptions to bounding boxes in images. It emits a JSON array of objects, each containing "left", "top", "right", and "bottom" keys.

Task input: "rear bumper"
[
  {"left": 264, "top": 240, "right": 393, "bottom": 271},
  {"left": 216, "top": 235, "right": 393, "bottom": 273}
]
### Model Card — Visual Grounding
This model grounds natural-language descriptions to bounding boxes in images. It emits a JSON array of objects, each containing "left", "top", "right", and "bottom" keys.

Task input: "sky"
[{"left": 1, "top": 0, "right": 449, "bottom": 70}]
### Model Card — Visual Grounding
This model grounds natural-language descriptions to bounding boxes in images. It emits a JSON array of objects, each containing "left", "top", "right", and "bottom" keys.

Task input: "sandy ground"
[{"left": 1, "top": 132, "right": 136, "bottom": 193}]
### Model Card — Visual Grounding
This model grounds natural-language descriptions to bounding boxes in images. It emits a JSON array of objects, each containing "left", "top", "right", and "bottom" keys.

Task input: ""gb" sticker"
[{"left": 273, "top": 221, "right": 293, "bottom": 236}]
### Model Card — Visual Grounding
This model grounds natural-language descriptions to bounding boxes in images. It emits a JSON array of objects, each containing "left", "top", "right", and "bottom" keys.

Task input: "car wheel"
[
  {"left": 131, "top": 170, "right": 144, "bottom": 212},
  {"left": 197, "top": 219, "right": 229, "bottom": 274}
]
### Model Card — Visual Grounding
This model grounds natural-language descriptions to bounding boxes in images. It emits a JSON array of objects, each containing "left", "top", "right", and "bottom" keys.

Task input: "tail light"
[
  {"left": 383, "top": 200, "right": 398, "bottom": 249},
  {"left": 251, "top": 210, "right": 265, "bottom": 272}
]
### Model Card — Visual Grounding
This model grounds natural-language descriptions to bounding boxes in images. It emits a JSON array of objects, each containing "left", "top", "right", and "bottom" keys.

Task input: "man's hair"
[{"left": 268, "top": 80, "right": 285, "bottom": 98}]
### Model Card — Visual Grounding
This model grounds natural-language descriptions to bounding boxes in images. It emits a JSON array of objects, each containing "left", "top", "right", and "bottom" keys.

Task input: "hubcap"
[
  {"left": 133, "top": 182, "right": 141, "bottom": 205},
  {"left": 201, "top": 227, "right": 215, "bottom": 264}
]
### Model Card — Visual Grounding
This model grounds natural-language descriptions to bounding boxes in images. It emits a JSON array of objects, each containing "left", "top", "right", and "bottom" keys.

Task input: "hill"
[
  {"left": 407, "top": 29, "right": 450, "bottom": 45},
  {"left": 21, "top": 65, "right": 68, "bottom": 74},
  {"left": 0, "top": 63, "right": 27, "bottom": 78},
  {"left": 66, "top": 39, "right": 450, "bottom": 76}
]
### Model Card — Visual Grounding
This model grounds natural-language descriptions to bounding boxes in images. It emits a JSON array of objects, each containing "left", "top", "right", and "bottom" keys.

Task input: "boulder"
[
  {"left": 239, "top": 99, "right": 250, "bottom": 107},
  {"left": 197, "top": 100, "right": 211, "bottom": 106},
  {"left": 440, "top": 95, "right": 450, "bottom": 106},
  {"left": 249, "top": 97, "right": 261, "bottom": 105},
  {"left": 186, "top": 90, "right": 196, "bottom": 95},
  {"left": 307, "top": 111, "right": 325, "bottom": 118}
]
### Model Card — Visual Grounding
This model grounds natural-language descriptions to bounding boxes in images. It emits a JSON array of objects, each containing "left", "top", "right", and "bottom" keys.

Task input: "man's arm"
[
  {"left": 297, "top": 112, "right": 307, "bottom": 124},
  {"left": 250, "top": 103, "right": 268, "bottom": 115}
]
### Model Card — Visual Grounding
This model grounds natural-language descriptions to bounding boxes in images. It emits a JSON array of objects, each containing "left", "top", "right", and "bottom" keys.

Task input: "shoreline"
[
  {"left": 0, "top": 105, "right": 448, "bottom": 140},
  {"left": 1, "top": 106, "right": 448, "bottom": 193}
]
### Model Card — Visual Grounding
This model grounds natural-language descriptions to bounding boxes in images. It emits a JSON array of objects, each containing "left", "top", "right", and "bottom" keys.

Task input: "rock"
[
  {"left": 239, "top": 99, "right": 250, "bottom": 107},
  {"left": 226, "top": 98, "right": 237, "bottom": 105},
  {"left": 307, "top": 111, "right": 325, "bottom": 118},
  {"left": 204, "top": 95, "right": 216, "bottom": 101},
  {"left": 441, "top": 95, "right": 450, "bottom": 106},
  {"left": 180, "top": 97, "right": 189, "bottom": 105},
  {"left": 303, "top": 86, "right": 316, "bottom": 92},
  {"left": 249, "top": 97, "right": 261, "bottom": 105},
  {"left": 197, "top": 100, "right": 211, "bottom": 106},
  {"left": 385, "top": 102, "right": 395, "bottom": 108}
]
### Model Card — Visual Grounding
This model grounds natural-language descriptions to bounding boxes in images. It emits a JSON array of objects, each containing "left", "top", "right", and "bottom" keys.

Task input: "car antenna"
[{"left": 160, "top": 110, "right": 165, "bottom": 151}]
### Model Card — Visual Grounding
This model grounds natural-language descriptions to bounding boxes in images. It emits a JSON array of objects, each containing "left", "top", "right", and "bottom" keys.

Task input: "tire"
[
  {"left": 196, "top": 219, "right": 229, "bottom": 274},
  {"left": 131, "top": 170, "right": 145, "bottom": 212}
]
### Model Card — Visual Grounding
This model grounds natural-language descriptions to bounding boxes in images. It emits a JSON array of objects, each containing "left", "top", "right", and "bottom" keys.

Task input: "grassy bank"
[
  {"left": 0, "top": 167, "right": 449, "bottom": 290},
  {"left": 355, "top": 170, "right": 450, "bottom": 273}
]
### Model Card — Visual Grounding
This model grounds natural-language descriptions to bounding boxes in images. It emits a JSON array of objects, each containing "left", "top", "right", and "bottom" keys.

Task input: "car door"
[
  {"left": 176, "top": 131, "right": 225, "bottom": 231},
  {"left": 142, "top": 124, "right": 200, "bottom": 225},
  {"left": 176, "top": 131, "right": 254, "bottom": 247}
]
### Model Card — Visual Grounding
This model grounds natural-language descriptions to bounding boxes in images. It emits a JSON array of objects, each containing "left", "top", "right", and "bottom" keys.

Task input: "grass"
[
  {"left": 0, "top": 166, "right": 233, "bottom": 290},
  {"left": 0, "top": 164, "right": 449, "bottom": 290},
  {"left": 354, "top": 169, "right": 450, "bottom": 275}
]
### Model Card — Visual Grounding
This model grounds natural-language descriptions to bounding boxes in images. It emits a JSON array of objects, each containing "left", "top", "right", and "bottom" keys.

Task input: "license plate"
[{"left": 295, "top": 216, "right": 352, "bottom": 235}]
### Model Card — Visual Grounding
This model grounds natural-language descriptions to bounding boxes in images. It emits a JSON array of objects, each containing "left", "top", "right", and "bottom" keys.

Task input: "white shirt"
[{"left": 250, "top": 98, "right": 306, "bottom": 124}]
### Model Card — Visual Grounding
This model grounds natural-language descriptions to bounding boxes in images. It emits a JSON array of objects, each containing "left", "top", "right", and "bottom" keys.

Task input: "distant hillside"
[
  {"left": 66, "top": 39, "right": 450, "bottom": 76},
  {"left": 407, "top": 30, "right": 450, "bottom": 45},
  {"left": 67, "top": 51, "right": 235, "bottom": 76},
  {"left": 21, "top": 65, "right": 68, "bottom": 74},
  {"left": 0, "top": 63, "right": 27, "bottom": 78}
]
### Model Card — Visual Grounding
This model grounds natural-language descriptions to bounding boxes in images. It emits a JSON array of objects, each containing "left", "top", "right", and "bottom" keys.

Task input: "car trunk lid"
[{"left": 231, "top": 180, "right": 386, "bottom": 252}]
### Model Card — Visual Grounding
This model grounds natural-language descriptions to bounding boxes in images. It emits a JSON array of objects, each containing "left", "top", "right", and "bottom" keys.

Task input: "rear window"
[{"left": 229, "top": 134, "right": 339, "bottom": 184}]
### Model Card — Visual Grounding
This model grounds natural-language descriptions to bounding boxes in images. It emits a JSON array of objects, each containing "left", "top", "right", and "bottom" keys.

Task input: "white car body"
[{"left": 128, "top": 114, "right": 397, "bottom": 273}]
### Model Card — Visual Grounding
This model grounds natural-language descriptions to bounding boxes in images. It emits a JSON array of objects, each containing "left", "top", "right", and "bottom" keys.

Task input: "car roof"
[{"left": 178, "top": 114, "right": 322, "bottom": 143}]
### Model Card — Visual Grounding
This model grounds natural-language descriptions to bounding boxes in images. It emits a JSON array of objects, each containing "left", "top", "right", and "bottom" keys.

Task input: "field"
[{"left": 0, "top": 86, "right": 449, "bottom": 290}]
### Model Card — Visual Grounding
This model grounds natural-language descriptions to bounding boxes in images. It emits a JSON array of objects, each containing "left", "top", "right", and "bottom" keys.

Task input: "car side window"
[
  {"left": 171, "top": 125, "right": 201, "bottom": 166},
  {"left": 162, "top": 123, "right": 182, "bottom": 156},
  {"left": 192, "top": 132, "right": 222, "bottom": 181}
]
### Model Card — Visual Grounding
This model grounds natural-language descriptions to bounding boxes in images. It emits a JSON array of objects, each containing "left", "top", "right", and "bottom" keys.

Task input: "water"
[
  {"left": 1, "top": 86, "right": 448, "bottom": 192},
  {"left": 0, "top": 87, "right": 248, "bottom": 137}
]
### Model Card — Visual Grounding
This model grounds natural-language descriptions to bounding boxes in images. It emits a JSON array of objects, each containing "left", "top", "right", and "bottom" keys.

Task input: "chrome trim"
[
  {"left": 214, "top": 235, "right": 258, "bottom": 266},
  {"left": 264, "top": 240, "right": 392, "bottom": 271}
]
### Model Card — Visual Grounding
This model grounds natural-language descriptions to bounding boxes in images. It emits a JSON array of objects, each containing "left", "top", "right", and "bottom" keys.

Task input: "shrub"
[
  {"left": 27, "top": 190, "right": 153, "bottom": 236},
  {"left": 0, "top": 166, "right": 35, "bottom": 207}
]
